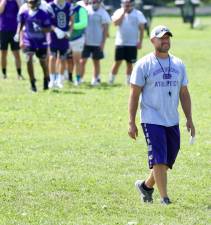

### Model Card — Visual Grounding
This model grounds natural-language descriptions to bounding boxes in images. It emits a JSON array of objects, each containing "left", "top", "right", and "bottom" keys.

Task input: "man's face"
[
  {"left": 152, "top": 34, "right": 171, "bottom": 53},
  {"left": 92, "top": 0, "right": 100, "bottom": 10},
  {"left": 27, "top": 0, "right": 39, "bottom": 10},
  {"left": 122, "top": 1, "right": 133, "bottom": 12}
]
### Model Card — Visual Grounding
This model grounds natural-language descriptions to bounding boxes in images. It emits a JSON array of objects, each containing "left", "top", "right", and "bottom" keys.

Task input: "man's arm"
[
  {"left": 128, "top": 84, "right": 143, "bottom": 140},
  {"left": 137, "top": 23, "right": 145, "bottom": 49},
  {"left": 100, "top": 23, "right": 109, "bottom": 50},
  {"left": 180, "top": 86, "right": 195, "bottom": 137},
  {"left": 112, "top": 9, "right": 125, "bottom": 26},
  {"left": 0, "top": 0, "right": 7, "bottom": 14}
]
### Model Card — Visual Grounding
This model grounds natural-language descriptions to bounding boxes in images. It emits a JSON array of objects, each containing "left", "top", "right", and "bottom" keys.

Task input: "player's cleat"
[
  {"left": 3, "top": 74, "right": 7, "bottom": 79},
  {"left": 160, "top": 197, "right": 172, "bottom": 205},
  {"left": 135, "top": 180, "right": 154, "bottom": 203}
]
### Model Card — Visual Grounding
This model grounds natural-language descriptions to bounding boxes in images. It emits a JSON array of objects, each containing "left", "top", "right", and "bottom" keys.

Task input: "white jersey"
[
  {"left": 130, "top": 52, "right": 188, "bottom": 127},
  {"left": 85, "top": 5, "right": 111, "bottom": 46},
  {"left": 112, "top": 8, "right": 146, "bottom": 46}
]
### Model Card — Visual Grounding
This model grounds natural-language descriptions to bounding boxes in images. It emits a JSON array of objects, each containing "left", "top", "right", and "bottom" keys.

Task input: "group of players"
[{"left": 0, "top": 0, "right": 147, "bottom": 91}]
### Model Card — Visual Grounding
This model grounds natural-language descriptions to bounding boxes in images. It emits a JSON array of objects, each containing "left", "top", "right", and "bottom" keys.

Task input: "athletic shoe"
[
  {"left": 48, "top": 79, "right": 55, "bottom": 88},
  {"left": 56, "top": 79, "right": 63, "bottom": 89},
  {"left": 108, "top": 74, "right": 115, "bottom": 84},
  {"left": 160, "top": 197, "right": 172, "bottom": 205},
  {"left": 30, "top": 80, "right": 37, "bottom": 92},
  {"left": 135, "top": 180, "right": 154, "bottom": 203},
  {"left": 91, "top": 78, "right": 100, "bottom": 86},
  {"left": 3, "top": 74, "right": 7, "bottom": 79},
  {"left": 17, "top": 74, "right": 25, "bottom": 80}
]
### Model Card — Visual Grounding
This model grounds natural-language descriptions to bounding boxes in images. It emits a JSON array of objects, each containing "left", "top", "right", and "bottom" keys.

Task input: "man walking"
[
  {"left": 128, "top": 25, "right": 195, "bottom": 204},
  {"left": 108, "top": 0, "right": 146, "bottom": 85},
  {"left": 80, "top": 0, "right": 110, "bottom": 86},
  {"left": 0, "top": 0, "right": 23, "bottom": 79},
  {"left": 15, "top": 0, "right": 51, "bottom": 92}
]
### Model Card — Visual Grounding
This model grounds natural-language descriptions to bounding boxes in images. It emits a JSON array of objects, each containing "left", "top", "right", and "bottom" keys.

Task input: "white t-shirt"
[
  {"left": 112, "top": 8, "right": 146, "bottom": 46},
  {"left": 85, "top": 5, "right": 111, "bottom": 46},
  {"left": 130, "top": 52, "right": 188, "bottom": 127}
]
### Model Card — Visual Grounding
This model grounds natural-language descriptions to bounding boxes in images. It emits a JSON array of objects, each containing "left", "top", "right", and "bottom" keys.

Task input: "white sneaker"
[
  {"left": 108, "top": 75, "right": 115, "bottom": 84},
  {"left": 48, "top": 79, "right": 55, "bottom": 88},
  {"left": 56, "top": 79, "right": 63, "bottom": 89},
  {"left": 91, "top": 78, "right": 100, "bottom": 86}
]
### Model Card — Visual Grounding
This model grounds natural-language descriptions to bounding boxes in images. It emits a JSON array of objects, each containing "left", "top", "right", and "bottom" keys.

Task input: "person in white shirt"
[
  {"left": 108, "top": 0, "right": 146, "bottom": 85},
  {"left": 80, "top": 0, "right": 111, "bottom": 86}
]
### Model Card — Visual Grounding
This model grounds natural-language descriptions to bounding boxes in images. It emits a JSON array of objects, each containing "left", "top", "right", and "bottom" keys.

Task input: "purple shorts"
[{"left": 141, "top": 123, "right": 180, "bottom": 169}]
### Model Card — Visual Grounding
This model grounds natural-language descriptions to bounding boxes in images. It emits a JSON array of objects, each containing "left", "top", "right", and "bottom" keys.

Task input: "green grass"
[{"left": 0, "top": 17, "right": 210, "bottom": 225}]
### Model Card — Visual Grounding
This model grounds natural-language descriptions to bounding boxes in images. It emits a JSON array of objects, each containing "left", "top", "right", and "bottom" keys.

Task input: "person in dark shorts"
[
  {"left": 15, "top": 0, "right": 51, "bottom": 92},
  {"left": 0, "top": 0, "right": 23, "bottom": 79},
  {"left": 80, "top": 0, "right": 110, "bottom": 86},
  {"left": 108, "top": 0, "right": 146, "bottom": 85},
  {"left": 128, "top": 25, "right": 195, "bottom": 205}
]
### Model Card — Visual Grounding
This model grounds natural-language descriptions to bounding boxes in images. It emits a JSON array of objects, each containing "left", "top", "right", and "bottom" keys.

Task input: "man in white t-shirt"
[
  {"left": 80, "top": 0, "right": 111, "bottom": 86},
  {"left": 108, "top": 0, "right": 146, "bottom": 85},
  {"left": 128, "top": 25, "right": 195, "bottom": 205}
]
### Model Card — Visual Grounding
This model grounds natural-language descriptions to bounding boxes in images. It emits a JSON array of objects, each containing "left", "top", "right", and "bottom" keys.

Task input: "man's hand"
[
  {"left": 186, "top": 118, "right": 195, "bottom": 137},
  {"left": 136, "top": 41, "right": 142, "bottom": 49},
  {"left": 128, "top": 122, "right": 138, "bottom": 140}
]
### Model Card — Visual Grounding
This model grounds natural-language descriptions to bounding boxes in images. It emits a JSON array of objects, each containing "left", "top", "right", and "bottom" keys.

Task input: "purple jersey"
[
  {"left": 49, "top": 1, "right": 72, "bottom": 50},
  {"left": 18, "top": 7, "right": 51, "bottom": 49},
  {"left": 0, "top": 0, "right": 19, "bottom": 31}
]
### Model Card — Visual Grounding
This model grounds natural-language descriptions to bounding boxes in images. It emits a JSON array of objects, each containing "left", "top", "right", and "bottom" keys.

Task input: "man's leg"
[
  {"left": 109, "top": 60, "right": 122, "bottom": 84},
  {"left": 126, "top": 61, "right": 133, "bottom": 85},
  {"left": 1, "top": 50, "right": 7, "bottom": 79},
  {"left": 39, "top": 58, "right": 49, "bottom": 90},
  {"left": 80, "top": 57, "right": 87, "bottom": 80},
  {"left": 12, "top": 50, "right": 24, "bottom": 79},
  {"left": 26, "top": 55, "right": 37, "bottom": 92},
  {"left": 91, "top": 59, "right": 100, "bottom": 86},
  {"left": 72, "top": 51, "right": 82, "bottom": 85},
  {"left": 48, "top": 54, "right": 57, "bottom": 88}
]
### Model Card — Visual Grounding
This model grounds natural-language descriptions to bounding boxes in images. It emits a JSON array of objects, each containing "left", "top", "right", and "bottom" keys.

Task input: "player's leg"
[
  {"left": 36, "top": 48, "right": 49, "bottom": 90},
  {"left": 11, "top": 31, "right": 24, "bottom": 79},
  {"left": 108, "top": 46, "right": 123, "bottom": 84},
  {"left": 0, "top": 31, "right": 9, "bottom": 79},
  {"left": 91, "top": 46, "right": 104, "bottom": 85},
  {"left": 48, "top": 49, "right": 57, "bottom": 88}
]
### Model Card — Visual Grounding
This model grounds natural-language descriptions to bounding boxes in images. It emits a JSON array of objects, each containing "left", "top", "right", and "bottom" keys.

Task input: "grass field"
[{"left": 0, "top": 17, "right": 210, "bottom": 225}]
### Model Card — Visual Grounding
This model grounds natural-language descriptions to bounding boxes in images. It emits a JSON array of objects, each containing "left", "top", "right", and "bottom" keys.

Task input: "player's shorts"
[
  {"left": 115, "top": 46, "right": 137, "bottom": 63},
  {"left": 23, "top": 47, "right": 47, "bottom": 60},
  {"left": 49, "top": 47, "right": 68, "bottom": 60},
  {"left": 69, "top": 36, "right": 85, "bottom": 53},
  {"left": 0, "top": 31, "right": 20, "bottom": 51},
  {"left": 141, "top": 123, "right": 180, "bottom": 169},
  {"left": 82, "top": 45, "right": 104, "bottom": 60}
]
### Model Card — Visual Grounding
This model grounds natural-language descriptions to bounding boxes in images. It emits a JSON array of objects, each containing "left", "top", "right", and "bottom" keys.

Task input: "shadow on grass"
[
  {"left": 50, "top": 89, "right": 85, "bottom": 95},
  {"left": 74, "top": 82, "right": 124, "bottom": 90}
]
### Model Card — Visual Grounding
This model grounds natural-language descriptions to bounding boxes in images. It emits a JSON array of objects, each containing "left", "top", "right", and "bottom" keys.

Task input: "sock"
[
  {"left": 17, "top": 68, "right": 22, "bottom": 76},
  {"left": 142, "top": 181, "right": 154, "bottom": 191},
  {"left": 68, "top": 72, "right": 73, "bottom": 81},
  {"left": 109, "top": 73, "right": 115, "bottom": 82},
  {"left": 2, "top": 68, "right": 6, "bottom": 75},
  {"left": 50, "top": 73, "right": 55, "bottom": 81},
  {"left": 76, "top": 74, "right": 81, "bottom": 82}
]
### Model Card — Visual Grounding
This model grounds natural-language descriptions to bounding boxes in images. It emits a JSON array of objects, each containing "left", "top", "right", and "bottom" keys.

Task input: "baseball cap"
[{"left": 150, "top": 25, "right": 173, "bottom": 40}]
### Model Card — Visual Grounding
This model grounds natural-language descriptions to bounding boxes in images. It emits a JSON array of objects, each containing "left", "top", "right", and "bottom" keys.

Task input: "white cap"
[{"left": 150, "top": 25, "right": 173, "bottom": 40}]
